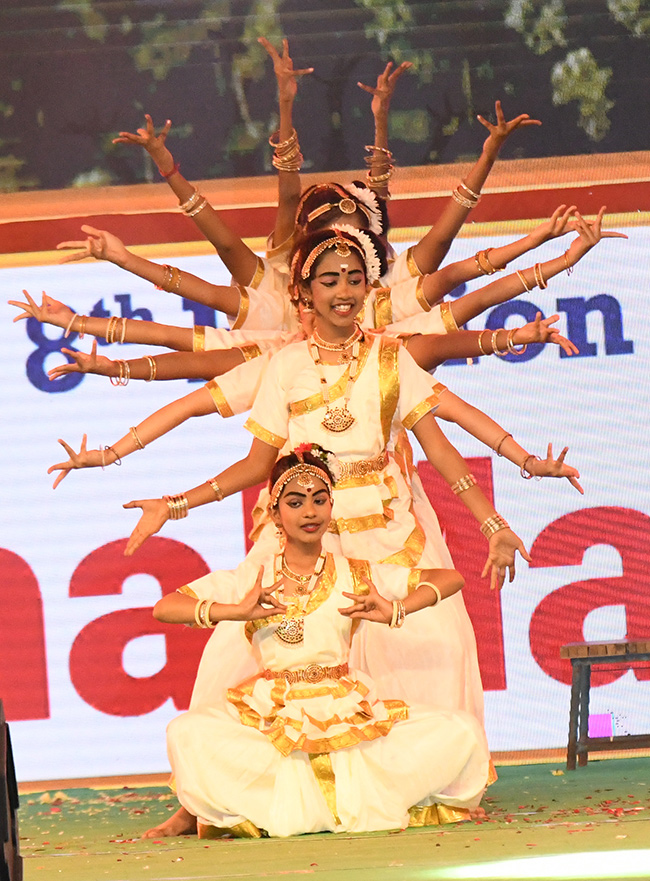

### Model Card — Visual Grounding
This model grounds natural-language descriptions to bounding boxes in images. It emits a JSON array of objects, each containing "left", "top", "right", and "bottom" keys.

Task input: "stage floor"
[{"left": 18, "top": 757, "right": 650, "bottom": 881}]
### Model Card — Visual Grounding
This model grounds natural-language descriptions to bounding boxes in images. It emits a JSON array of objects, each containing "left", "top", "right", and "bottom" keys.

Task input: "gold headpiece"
[
  {"left": 299, "top": 232, "right": 363, "bottom": 280},
  {"left": 270, "top": 461, "right": 334, "bottom": 508}
]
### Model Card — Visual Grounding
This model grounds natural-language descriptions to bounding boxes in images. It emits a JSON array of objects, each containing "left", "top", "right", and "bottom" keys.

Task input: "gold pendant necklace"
[
  {"left": 274, "top": 552, "right": 326, "bottom": 645},
  {"left": 310, "top": 337, "right": 361, "bottom": 433}
]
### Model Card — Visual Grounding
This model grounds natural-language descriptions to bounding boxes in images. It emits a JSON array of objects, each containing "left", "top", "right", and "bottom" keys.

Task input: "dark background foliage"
[{"left": 1, "top": 0, "right": 648, "bottom": 192}]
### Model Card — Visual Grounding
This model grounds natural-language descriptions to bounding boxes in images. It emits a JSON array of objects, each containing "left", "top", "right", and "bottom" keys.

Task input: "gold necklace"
[
  {"left": 312, "top": 323, "right": 363, "bottom": 352},
  {"left": 309, "top": 337, "right": 360, "bottom": 432},
  {"left": 274, "top": 552, "right": 326, "bottom": 645}
]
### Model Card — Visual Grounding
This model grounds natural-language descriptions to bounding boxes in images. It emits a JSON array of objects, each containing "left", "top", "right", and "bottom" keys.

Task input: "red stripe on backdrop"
[{"left": 2, "top": 181, "right": 648, "bottom": 255}]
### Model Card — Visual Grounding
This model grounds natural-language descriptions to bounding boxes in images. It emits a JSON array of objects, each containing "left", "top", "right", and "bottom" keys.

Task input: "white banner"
[{"left": 1, "top": 224, "right": 647, "bottom": 781}]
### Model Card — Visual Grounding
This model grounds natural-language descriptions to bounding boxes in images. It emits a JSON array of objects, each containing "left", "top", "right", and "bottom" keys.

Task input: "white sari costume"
[
  {"left": 170, "top": 552, "right": 490, "bottom": 838},
  {"left": 239, "top": 334, "right": 486, "bottom": 727}
]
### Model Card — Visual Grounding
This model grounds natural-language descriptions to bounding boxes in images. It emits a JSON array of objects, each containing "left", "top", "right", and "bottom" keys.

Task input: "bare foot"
[{"left": 142, "top": 805, "right": 197, "bottom": 838}]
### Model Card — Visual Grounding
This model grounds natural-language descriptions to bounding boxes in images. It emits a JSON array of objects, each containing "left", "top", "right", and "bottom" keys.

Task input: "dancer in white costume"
[
  {"left": 149, "top": 448, "right": 489, "bottom": 838},
  {"left": 64, "top": 228, "right": 533, "bottom": 739}
]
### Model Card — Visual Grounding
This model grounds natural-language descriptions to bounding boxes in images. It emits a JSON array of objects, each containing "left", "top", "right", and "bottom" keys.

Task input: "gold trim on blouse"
[
  {"left": 248, "top": 255, "right": 265, "bottom": 290},
  {"left": 379, "top": 503, "right": 426, "bottom": 567},
  {"left": 244, "top": 418, "right": 287, "bottom": 449},
  {"left": 205, "top": 380, "right": 235, "bottom": 419},
  {"left": 193, "top": 325, "right": 206, "bottom": 353},
  {"left": 289, "top": 337, "right": 372, "bottom": 419},
  {"left": 373, "top": 285, "right": 393, "bottom": 327},
  {"left": 440, "top": 300, "right": 459, "bottom": 333},
  {"left": 415, "top": 276, "right": 431, "bottom": 313},
  {"left": 406, "top": 245, "right": 423, "bottom": 278},
  {"left": 378, "top": 336, "right": 400, "bottom": 446},
  {"left": 230, "top": 285, "right": 250, "bottom": 330},
  {"left": 402, "top": 391, "right": 440, "bottom": 431},
  {"left": 239, "top": 343, "right": 262, "bottom": 361},
  {"left": 176, "top": 584, "right": 199, "bottom": 599}
]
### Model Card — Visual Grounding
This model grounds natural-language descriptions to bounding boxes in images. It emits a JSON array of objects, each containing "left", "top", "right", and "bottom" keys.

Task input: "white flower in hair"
[
  {"left": 323, "top": 450, "right": 341, "bottom": 482},
  {"left": 343, "top": 183, "right": 383, "bottom": 235},
  {"left": 334, "top": 224, "right": 382, "bottom": 284}
]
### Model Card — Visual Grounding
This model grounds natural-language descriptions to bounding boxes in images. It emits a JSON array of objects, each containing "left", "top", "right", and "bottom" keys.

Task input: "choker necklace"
[
  {"left": 312, "top": 323, "right": 363, "bottom": 352},
  {"left": 274, "top": 552, "right": 327, "bottom": 645},
  {"left": 309, "top": 337, "right": 361, "bottom": 432}
]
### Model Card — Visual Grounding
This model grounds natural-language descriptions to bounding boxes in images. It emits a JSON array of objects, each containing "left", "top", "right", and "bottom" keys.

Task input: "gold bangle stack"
[
  {"left": 474, "top": 248, "right": 502, "bottom": 275},
  {"left": 105, "top": 315, "right": 127, "bottom": 344},
  {"left": 164, "top": 494, "right": 189, "bottom": 519},
  {"left": 365, "top": 145, "right": 394, "bottom": 193},
  {"left": 77, "top": 314, "right": 88, "bottom": 338},
  {"left": 477, "top": 329, "right": 490, "bottom": 356},
  {"left": 129, "top": 426, "right": 145, "bottom": 450},
  {"left": 101, "top": 445, "right": 122, "bottom": 468},
  {"left": 193, "top": 599, "right": 216, "bottom": 629},
  {"left": 270, "top": 128, "right": 304, "bottom": 172},
  {"left": 450, "top": 473, "right": 477, "bottom": 495},
  {"left": 491, "top": 329, "right": 508, "bottom": 357},
  {"left": 520, "top": 454, "right": 541, "bottom": 480},
  {"left": 563, "top": 250, "right": 574, "bottom": 276},
  {"left": 417, "top": 580, "right": 443, "bottom": 605},
  {"left": 533, "top": 262, "right": 548, "bottom": 290},
  {"left": 506, "top": 328, "right": 527, "bottom": 356},
  {"left": 516, "top": 270, "right": 533, "bottom": 293},
  {"left": 144, "top": 355, "right": 157, "bottom": 382},
  {"left": 157, "top": 264, "right": 182, "bottom": 293},
  {"left": 480, "top": 514, "right": 510, "bottom": 538},
  {"left": 493, "top": 431, "right": 512, "bottom": 457},
  {"left": 452, "top": 179, "right": 481, "bottom": 209},
  {"left": 207, "top": 477, "right": 224, "bottom": 501},
  {"left": 179, "top": 188, "right": 208, "bottom": 217},
  {"left": 389, "top": 600, "right": 406, "bottom": 629},
  {"left": 110, "top": 360, "right": 131, "bottom": 386}
]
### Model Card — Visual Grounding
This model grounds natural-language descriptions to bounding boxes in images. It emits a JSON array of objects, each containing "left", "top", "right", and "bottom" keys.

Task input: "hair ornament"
[
  {"left": 343, "top": 183, "right": 383, "bottom": 235},
  {"left": 333, "top": 224, "right": 382, "bottom": 284}
]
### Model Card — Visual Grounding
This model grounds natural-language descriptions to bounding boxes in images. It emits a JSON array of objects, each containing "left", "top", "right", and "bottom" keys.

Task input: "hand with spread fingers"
[
  {"left": 528, "top": 204, "right": 579, "bottom": 247},
  {"left": 47, "top": 434, "right": 106, "bottom": 489},
  {"left": 123, "top": 498, "right": 170, "bottom": 556},
  {"left": 525, "top": 443, "right": 584, "bottom": 494},
  {"left": 482, "top": 529, "right": 532, "bottom": 592},
  {"left": 112, "top": 113, "right": 174, "bottom": 172},
  {"left": 478, "top": 99, "right": 542, "bottom": 160},
  {"left": 56, "top": 224, "right": 130, "bottom": 266},
  {"left": 338, "top": 576, "right": 392, "bottom": 624},
  {"left": 48, "top": 340, "right": 113, "bottom": 381},
  {"left": 565, "top": 206, "right": 628, "bottom": 265},
  {"left": 233, "top": 569, "right": 287, "bottom": 621},
  {"left": 357, "top": 60, "right": 413, "bottom": 119},
  {"left": 513, "top": 312, "right": 579, "bottom": 357},
  {"left": 258, "top": 36, "right": 313, "bottom": 104},
  {"left": 8, "top": 290, "right": 74, "bottom": 329}
]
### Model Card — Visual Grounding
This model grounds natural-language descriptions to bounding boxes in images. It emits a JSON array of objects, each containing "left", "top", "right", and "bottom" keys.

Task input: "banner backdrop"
[{"left": 1, "top": 218, "right": 648, "bottom": 781}]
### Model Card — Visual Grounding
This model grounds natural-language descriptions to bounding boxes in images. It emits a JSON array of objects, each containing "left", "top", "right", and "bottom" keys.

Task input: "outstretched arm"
[
  {"left": 122, "top": 438, "right": 278, "bottom": 556},
  {"left": 339, "top": 567, "right": 464, "bottom": 623},
  {"left": 412, "top": 412, "right": 531, "bottom": 590},
  {"left": 259, "top": 37, "right": 312, "bottom": 249},
  {"left": 47, "top": 339, "right": 245, "bottom": 383},
  {"left": 47, "top": 386, "right": 219, "bottom": 487},
  {"left": 113, "top": 116, "right": 260, "bottom": 287},
  {"left": 410, "top": 100, "right": 542, "bottom": 275},
  {"left": 418, "top": 204, "right": 577, "bottom": 308},
  {"left": 405, "top": 312, "right": 579, "bottom": 369},
  {"left": 9, "top": 290, "right": 196, "bottom": 351},
  {"left": 434, "top": 388, "right": 583, "bottom": 493},
  {"left": 153, "top": 567, "right": 286, "bottom": 624},
  {"left": 449, "top": 207, "right": 627, "bottom": 327},
  {"left": 56, "top": 226, "right": 241, "bottom": 316},
  {"left": 358, "top": 60, "right": 412, "bottom": 202}
]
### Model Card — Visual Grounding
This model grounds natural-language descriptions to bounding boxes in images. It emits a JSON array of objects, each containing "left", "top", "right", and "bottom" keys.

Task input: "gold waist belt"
[
  {"left": 338, "top": 450, "right": 388, "bottom": 481},
  {"left": 263, "top": 663, "right": 349, "bottom": 685}
]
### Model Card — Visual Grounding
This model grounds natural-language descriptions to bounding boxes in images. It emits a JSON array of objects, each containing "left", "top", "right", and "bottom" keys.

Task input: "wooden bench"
[{"left": 561, "top": 639, "right": 650, "bottom": 769}]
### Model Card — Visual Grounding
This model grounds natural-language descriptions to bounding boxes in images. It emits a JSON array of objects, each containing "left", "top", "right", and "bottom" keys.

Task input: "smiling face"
[
  {"left": 304, "top": 249, "right": 367, "bottom": 338},
  {"left": 272, "top": 473, "right": 333, "bottom": 548}
]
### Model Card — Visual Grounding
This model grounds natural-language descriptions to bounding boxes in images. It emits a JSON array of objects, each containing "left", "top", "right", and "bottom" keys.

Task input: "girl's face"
[
  {"left": 306, "top": 249, "right": 367, "bottom": 333},
  {"left": 273, "top": 474, "right": 332, "bottom": 547}
]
